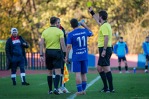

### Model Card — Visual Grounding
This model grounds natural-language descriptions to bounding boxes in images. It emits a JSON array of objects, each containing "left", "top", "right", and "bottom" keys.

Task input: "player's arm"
[
  {"left": 65, "top": 44, "right": 72, "bottom": 63},
  {"left": 88, "top": 7, "right": 101, "bottom": 26},
  {"left": 113, "top": 44, "right": 118, "bottom": 54},
  {"left": 101, "top": 35, "right": 108, "bottom": 57},
  {"left": 81, "top": 22, "right": 91, "bottom": 31},
  {"left": 20, "top": 36, "right": 29, "bottom": 48},
  {"left": 103, "top": 35, "right": 109, "bottom": 50},
  {"left": 81, "top": 22, "right": 93, "bottom": 36},
  {"left": 5, "top": 39, "right": 11, "bottom": 61},
  {"left": 60, "top": 38, "right": 66, "bottom": 53},
  {"left": 60, "top": 30, "right": 66, "bottom": 53},
  {"left": 142, "top": 42, "right": 147, "bottom": 55},
  {"left": 125, "top": 43, "right": 128, "bottom": 54},
  {"left": 65, "top": 33, "right": 72, "bottom": 63}
]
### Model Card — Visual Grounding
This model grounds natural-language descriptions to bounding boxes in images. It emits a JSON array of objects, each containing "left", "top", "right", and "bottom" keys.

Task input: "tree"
[{"left": 0, "top": 0, "right": 148, "bottom": 54}]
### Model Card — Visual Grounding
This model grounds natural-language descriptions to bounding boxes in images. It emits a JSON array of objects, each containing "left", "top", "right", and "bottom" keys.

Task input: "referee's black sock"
[
  {"left": 106, "top": 71, "right": 114, "bottom": 91},
  {"left": 118, "top": 66, "right": 121, "bottom": 71},
  {"left": 47, "top": 76, "right": 52, "bottom": 91},
  {"left": 54, "top": 75, "right": 60, "bottom": 90},
  {"left": 99, "top": 71, "right": 108, "bottom": 89},
  {"left": 145, "top": 65, "right": 148, "bottom": 69},
  {"left": 125, "top": 65, "right": 128, "bottom": 71}
]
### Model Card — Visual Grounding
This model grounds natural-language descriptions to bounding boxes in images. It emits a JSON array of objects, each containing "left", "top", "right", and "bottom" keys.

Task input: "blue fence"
[{"left": 137, "top": 54, "right": 149, "bottom": 68}]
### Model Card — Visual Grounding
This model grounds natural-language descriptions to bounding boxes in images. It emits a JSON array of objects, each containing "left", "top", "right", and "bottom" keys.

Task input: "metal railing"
[{"left": 0, "top": 52, "right": 46, "bottom": 70}]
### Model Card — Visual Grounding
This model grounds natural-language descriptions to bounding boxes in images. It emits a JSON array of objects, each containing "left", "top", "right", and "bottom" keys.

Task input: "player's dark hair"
[
  {"left": 50, "top": 17, "right": 57, "bottom": 25},
  {"left": 99, "top": 10, "right": 108, "bottom": 20},
  {"left": 56, "top": 17, "right": 60, "bottom": 21},
  {"left": 70, "top": 18, "right": 78, "bottom": 28},
  {"left": 120, "top": 37, "right": 123, "bottom": 39}
]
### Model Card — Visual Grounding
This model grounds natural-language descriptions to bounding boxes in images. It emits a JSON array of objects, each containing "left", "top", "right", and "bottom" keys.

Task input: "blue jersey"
[
  {"left": 114, "top": 42, "right": 128, "bottom": 57},
  {"left": 142, "top": 41, "right": 149, "bottom": 55},
  {"left": 67, "top": 28, "right": 92, "bottom": 61}
]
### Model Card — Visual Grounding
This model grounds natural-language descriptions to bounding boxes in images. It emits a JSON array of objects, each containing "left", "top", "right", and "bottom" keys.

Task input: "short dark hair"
[
  {"left": 99, "top": 10, "right": 108, "bottom": 20},
  {"left": 119, "top": 37, "right": 123, "bottom": 39},
  {"left": 70, "top": 18, "right": 78, "bottom": 28},
  {"left": 57, "top": 17, "right": 60, "bottom": 20},
  {"left": 50, "top": 17, "right": 57, "bottom": 24}
]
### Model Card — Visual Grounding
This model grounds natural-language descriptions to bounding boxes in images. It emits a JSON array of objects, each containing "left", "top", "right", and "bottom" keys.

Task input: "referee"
[
  {"left": 89, "top": 7, "right": 114, "bottom": 93},
  {"left": 40, "top": 16, "right": 66, "bottom": 95}
]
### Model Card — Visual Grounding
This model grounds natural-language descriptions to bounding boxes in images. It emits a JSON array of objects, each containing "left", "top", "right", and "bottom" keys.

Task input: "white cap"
[{"left": 11, "top": 28, "right": 18, "bottom": 34}]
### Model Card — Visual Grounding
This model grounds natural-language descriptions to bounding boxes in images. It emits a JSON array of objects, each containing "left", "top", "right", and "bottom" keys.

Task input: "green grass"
[
  {"left": 0, "top": 72, "right": 149, "bottom": 99},
  {"left": 77, "top": 73, "right": 149, "bottom": 99}
]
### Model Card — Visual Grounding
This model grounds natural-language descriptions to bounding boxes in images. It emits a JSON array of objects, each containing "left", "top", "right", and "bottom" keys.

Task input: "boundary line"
[{"left": 67, "top": 76, "right": 100, "bottom": 99}]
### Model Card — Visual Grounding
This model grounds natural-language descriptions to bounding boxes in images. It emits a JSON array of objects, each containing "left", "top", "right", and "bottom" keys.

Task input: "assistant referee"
[{"left": 40, "top": 16, "right": 66, "bottom": 95}]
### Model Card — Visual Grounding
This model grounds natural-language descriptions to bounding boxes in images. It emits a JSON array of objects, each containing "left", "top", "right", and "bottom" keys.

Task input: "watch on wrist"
[{"left": 90, "top": 10, "right": 95, "bottom": 16}]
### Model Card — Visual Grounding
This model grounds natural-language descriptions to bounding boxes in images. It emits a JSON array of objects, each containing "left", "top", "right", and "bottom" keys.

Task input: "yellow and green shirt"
[
  {"left": 41, "top": 26, "right": 64, "bottom": 49},
  {"left": 98, "top": 22, "right": 112, "bottom": 47}
]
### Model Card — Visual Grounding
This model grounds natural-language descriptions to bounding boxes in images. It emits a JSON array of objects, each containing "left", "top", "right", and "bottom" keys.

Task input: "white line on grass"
[
  {"left": 67, "top": 76, "right": 100, "bottom": 99},
  {"left": 38, "top": 82, "right": 47, "bottom": 86}
]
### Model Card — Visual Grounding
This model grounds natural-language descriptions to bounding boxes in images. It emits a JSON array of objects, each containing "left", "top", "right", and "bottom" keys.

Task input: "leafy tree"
[{"left": 0, "top": 0, "right": 148, "bottom": 54}]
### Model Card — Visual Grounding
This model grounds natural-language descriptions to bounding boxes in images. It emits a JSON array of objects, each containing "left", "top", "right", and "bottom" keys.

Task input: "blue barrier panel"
[
  {"left": 137, "top": 54, "right": 149, "bottom": 68},
  {"left": 88, "top": 54, "right": 95, "bottom": 67}
]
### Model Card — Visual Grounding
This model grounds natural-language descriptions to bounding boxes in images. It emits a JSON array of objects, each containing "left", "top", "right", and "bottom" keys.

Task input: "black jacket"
[
  {"left": 5, "top": 36, "right": 29, "bottom": 70},
  {"left": 59, "top": 26, "right": 66, "bottom": 45}
]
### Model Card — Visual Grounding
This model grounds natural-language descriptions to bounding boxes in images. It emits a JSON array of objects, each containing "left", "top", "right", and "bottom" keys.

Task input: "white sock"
[
  {"left": 20, "top": 73, "right": 25, "bottom": 82},
  {"left": 11, "top": 74, "right": 16, "bottom": 78},
  {"left": 53, "top": 75, "right": 55, "bottom": 78}
]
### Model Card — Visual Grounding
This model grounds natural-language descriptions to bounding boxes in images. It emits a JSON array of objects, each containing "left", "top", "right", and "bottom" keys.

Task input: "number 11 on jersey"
[{"left": 77, "top": 36, "right": 86, "bottom": 47}]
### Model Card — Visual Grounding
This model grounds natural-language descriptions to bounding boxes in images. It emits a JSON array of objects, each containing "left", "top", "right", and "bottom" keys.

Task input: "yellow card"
[{"left": 87, "top": 1, "right": 92, "bottom": 7}]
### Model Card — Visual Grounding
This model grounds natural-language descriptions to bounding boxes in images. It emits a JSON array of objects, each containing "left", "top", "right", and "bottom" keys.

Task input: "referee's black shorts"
[
  {"left": 98, "top": 47, "right": 112, "bottom": 66},
  {"left": 45, "top": 49, "right": 63, "bottom": 70}
]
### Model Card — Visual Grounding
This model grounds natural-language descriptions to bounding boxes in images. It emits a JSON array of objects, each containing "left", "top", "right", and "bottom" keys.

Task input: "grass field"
[{"left": 0, "top": 72, "right": 149, "bottom": 99}]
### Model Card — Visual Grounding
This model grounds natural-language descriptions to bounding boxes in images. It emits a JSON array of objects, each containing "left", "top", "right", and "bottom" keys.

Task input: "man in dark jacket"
[{"left": 5, "top": 28, "right": 30, "bottom": 86}]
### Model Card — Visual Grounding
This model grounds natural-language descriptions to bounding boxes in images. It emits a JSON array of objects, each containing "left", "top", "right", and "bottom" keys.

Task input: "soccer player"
[
  {"left": 65, "top": 18, "right": 93, "bottom": 95},
  {"left": 114, "top": 37, "right": 129, "bottom": 73},
  {"left": 56, "top": 17, "right": 70, "bottom": 93},
  {"left": 142, "top": 36, "right": 149, "bottom": 73},
  {"left": 88, "top": 7, "right": 114, "bottom": 93},
  {"left": 5, "top": 28, "right": 30, "bottom": 86},
  {"left": 40, "top": 17, "right": 66, "bottom": 95}
]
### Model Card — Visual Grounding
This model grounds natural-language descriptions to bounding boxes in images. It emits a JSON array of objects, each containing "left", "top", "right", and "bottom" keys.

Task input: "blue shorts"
[
  {"left": 118, "top": 56, "right": 127, "bottom": 62},
  {"left": 11, "top": 56, "right": 25, "bottom": 73},
  {"left": 146, "top": 55, "right": 149, "bottom": 61},
  {"left": 72, "top": 60, "right": 88, "bottom": 74}
]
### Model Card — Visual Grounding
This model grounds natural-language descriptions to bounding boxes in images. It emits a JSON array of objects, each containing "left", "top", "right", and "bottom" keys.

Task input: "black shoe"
[
  {"left": 110, "top": 89, "right": 115, "bottom": 93},
  {"left": 106, "top": 89, "right": 115, "bottom": 93},
  {"left": 100, "top": 88, "right": 108, "bottom": 92},
  {"left": 54, "top": 90, "right": 60, "bottom": 95},
  {"left": 22, "top": 82, "right": 30, "bottom": 85},
  {"left": 13, "top": 81, "right": 16, "bottom": 86}
]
